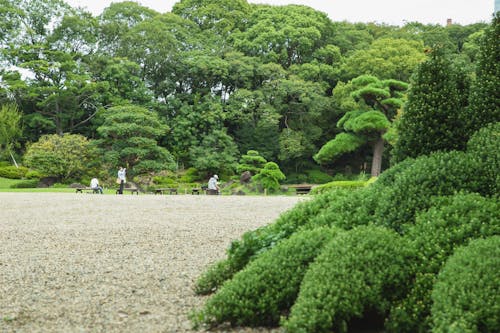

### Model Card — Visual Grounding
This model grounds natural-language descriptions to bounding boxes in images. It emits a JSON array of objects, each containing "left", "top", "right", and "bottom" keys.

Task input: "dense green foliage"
[
  {"left": 195, "top": 119, "right": 499, "bottom": 332},
  {"left": 466, "top": 13, "right": 500, "bottom": 136},
  {"left": 23, "top": 134, "right": 96, "bottom": 181},
  {"left": 393, "top": 47, "right": 469, "bottom": 162},
  {"left": 373, "top": 151, "right": 489, "bottom": 232},
  {"left": 386, "top": 193, "right": 500, "bottom": 332},
  {"left": 467, "top": 122, "right": 500, "bottom": 195},
  {"left": 315, "top": 75, "right": 408, "bottom": 176},
  {"left": 0, "top": 0, "right": 489, "bottom": 179},
  {"left": 0, "top": 165, "right": 28, "bottom": 179},
  {"left": 251, "top": 162, "right": 286, "bottom": 193},
  {"left": 431, "top": 236, "right": 500, "bottom": 333},
  {"left": 193, "top": 227, "right": 340, "bottom": 328},
  {"left": 0, "top": 104, "right": 22, "bottom": 162},
  {"left": 235, "top": 150, "right": 267, "bottom": 175},
  {"left": 283, "top": 226, "right": 416, "bottom": 333}
]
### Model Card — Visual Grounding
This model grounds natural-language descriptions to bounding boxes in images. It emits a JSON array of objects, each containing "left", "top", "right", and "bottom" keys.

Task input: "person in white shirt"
[
  {"left": 207, "top": 174, "right": 220, "bottom": 195},
  {"left": 117, "top": 167, "right": 126, "bottom": 194},
  {"left": 90, "top": 177, "right": 103, "bottom": 194}
]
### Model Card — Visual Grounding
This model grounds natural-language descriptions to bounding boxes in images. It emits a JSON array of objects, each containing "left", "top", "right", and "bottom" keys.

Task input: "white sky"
[{"left": 64, "top": 0, "right": 495, "bottom": 26}]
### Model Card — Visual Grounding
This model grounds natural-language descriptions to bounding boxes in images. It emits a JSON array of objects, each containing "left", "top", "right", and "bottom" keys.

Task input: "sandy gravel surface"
[{"left": 0, "top": 193, "right": 304, "bottom": 333}]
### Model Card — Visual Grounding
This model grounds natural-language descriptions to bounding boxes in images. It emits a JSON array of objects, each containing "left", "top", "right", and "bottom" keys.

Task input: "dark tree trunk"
[{"left": 371, "top": 137, "right": 385, "bottom": 177}]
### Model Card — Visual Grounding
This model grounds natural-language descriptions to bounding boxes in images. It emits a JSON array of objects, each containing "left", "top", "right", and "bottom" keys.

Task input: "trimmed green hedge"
[
  {"left": 308, "top": 187, "right": 374, "bottom": 230},
  {"left": 0, "top": 166, "right": 28, "bottom": 179},
  {"left": 466, "top": 122, "right": 500, "bottom": 195},
  {"left": 193, "top": 227, "right": 341, "bottom": 328},
  {"left": 386, "top": 193, "right": 500, "bottom": 333},
  {"left": 283, "top": 226, "right": 416, "bottom": 333},
  {"left": 9, "top": 179, "right": 39, "bottom": 188},
  {"left": 431, "top": 236, "right": 500, "bottom": 333},
  {"left": 310, "top": 180, "right": 368, "bottom": 194},
  {"left": 373, "top": 151, "right": 489, "bottom": 232}
]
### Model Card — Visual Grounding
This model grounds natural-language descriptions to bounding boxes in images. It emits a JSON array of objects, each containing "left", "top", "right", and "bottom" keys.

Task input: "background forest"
[{"left": 0, "top": 0, "right": 492, "bottom": 186}]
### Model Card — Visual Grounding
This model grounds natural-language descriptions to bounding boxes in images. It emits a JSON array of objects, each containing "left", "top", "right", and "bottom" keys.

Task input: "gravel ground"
[{"left": 0, "top": 193, "right": 304, "bottom": 333}]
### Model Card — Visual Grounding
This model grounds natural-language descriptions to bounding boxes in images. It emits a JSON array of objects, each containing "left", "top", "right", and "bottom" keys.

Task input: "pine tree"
[
  {"left": 393, "top": 47, "right": 469, "bottom": 163},
  {"left": 465, "top": 13, "right": 500, "bottom": 136}
]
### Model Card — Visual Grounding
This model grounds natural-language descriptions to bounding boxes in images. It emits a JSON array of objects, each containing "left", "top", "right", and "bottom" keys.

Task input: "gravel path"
[{"left": 0, "top": 193, "right": 304, "bottom": 333}]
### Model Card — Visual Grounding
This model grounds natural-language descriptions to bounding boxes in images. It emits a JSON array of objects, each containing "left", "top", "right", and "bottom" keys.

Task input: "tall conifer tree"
[
  {"left": 393, "top": 47, "right": 468, "bottom": 162},
  {"left": 465, "top": 13, "right": 500, "bottom": 136}
]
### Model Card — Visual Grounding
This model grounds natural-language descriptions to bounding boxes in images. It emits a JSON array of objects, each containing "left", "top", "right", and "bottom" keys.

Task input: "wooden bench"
[
  {"left": 154, "top": 188, "right": 178, "bottom": 195},
  {"left": 116, "top": 188, "right": 139, "bottom": 195},
  {"left": 191, "top": 185, "right": 208, "bottom": 195},
  {"left": 76, "top": 187, "right": 99, "bottom": 194},
  {"left": 294, "top": 185, "right": 312, "bottom": 195}
]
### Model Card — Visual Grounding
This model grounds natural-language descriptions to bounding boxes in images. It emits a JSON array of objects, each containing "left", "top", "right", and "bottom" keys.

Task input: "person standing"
[
  {"left": 90, "top": 177, "right": 103, "bottom": 194},
  {"left": 207, "top": 174, "right": 220, "bottom": 195},
  {"left": 117, "top": 167, "right": 126, "bottom": 194}
]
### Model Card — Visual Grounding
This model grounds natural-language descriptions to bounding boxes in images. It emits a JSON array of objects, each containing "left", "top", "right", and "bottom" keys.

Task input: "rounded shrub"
[
  {"left": 431, "top": 236, "right": 500, "bottom": 333},
  {"left": 9, "top": 179, "right": 39, "bottom": 188},
  {"left": 193, "top": 227, "right": 341, "bottom": 328},
  {"left": 0, "top": 166, "right": 28, "bottom": 179},
  {"left": 466, "top": 122, "right": 500, "bottom": 196},
  {"left": 24, "top": 170, "right": 42, "bottom": 179},
  {"left": 386, "top": 193, "right": 500, "bottom": 333},
  {"left": 407, "top": 192, "right": 500, "bottom": 273},
  {"left": 373, "top": 151, "right": 488, "bottom": 232},
  {"left": 283, "top": 225, "right": 416, "bottom": 333},
  {"left": 195, "top": 189, "right": 343, "bottom": 295},
  {"left": 308, "top": 187, "right": 374, "bottom": 230}
]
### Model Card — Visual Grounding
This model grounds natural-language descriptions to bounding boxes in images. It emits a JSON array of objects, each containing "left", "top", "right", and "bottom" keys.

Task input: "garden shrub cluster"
[
  {"left": 385, "top": 192, "right": 500, "bottom": 332},
  {"left": 283, "top": 226, "right": 416, "bottom": 333},
  {"left": 373, "top": 151, "right": 490, "bottom": 232},
  {"left": 193, "top": 123, "right": 499, "bottom": 332},
  {"left": 431, "top": 236, "right": 500, "bottom": 333},
  {"left": 193, "top": 227, "right": 341, "bottom": 328}
]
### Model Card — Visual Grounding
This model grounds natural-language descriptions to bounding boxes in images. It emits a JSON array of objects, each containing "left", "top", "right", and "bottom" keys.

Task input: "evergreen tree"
[
  {"left": 393, "top": 47, "right": 469, "bottom": 162},
  {"left": 465, "top": 13, "right": 500, "bottom": 136}
]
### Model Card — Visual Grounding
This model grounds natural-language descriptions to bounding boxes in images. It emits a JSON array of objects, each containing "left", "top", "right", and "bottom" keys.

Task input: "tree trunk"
[{"left": 371, "top": 137, "right": 385, "bottom": 177}]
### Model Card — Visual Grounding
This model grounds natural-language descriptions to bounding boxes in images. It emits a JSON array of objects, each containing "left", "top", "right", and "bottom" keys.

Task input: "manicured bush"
[
  {"left": 193, "top": 227, "right": 341, "bottom": 328},
  {"left": 194, "top": 260, "right": 233, "bottom": 295},
  {"left": 304, "top": 169, "right": 333, "bottom": 184},
  {"left": 308, "top": 187, "right": 374, "bottom": 230},
  {"left": 252, "top": 162, "right": 285, "bottom": 193},
  {"left": 431, "top": 236, "right": 500, "bottom": 333},
  {"left": 310, "top": 179, "right": 367, "bottom": 194},
  {"left": 0, "top": 166, "right": 28, "bottom": 179},
  {"left": 466, "top": 122, "right": 500, "bottom": 195},
  {"left": 407, "top": 192, "right": 500, "bottom": 273},
  {"left": 283, "top": 226, "right": 416, "bottom": 333},
  {"left": 9, "top": 179, "right": 39, "bottom": 188},
  {"left": 24, "top": 170, "right": 42, "bottom": 179},
  {"left": 194, "top": 189, "right": 341, "bottom": 295},
  {"left": 179, "top": 167, "right": 201, "bottom": 183},
  {"left": 386, "top": 193, "right": 500, "bottom": 333},
  {"left": 386, "top": 272, "right": 436, "bottom": 333},
  {"left": 373, "top": 151, "right": 489, "bottom": 232}
]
